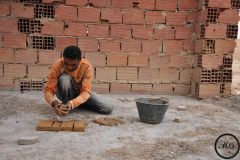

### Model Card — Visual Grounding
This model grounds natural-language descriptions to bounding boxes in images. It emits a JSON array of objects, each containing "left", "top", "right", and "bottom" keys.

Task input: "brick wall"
[{"left": 0, "top": 0, "right": 239, "bottom": 98}]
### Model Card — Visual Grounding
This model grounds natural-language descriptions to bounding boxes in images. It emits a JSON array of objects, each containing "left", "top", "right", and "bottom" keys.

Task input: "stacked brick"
[
  {"left": 232, "top": 40, "right": 240, "bottom": 95},
  {"left": 192, "top": 0, "right": 239, "bottom": 98}
]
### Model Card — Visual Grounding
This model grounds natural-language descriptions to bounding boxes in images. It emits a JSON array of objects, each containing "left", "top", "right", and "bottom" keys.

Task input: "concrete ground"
[{"left": 0, "top": 91, "right": 239, "bottom": 160}]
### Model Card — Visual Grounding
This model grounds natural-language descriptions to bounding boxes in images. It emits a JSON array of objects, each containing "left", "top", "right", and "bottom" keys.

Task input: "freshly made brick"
[{"left": 74, "top": 120, "right": 87, "bottom": 132}]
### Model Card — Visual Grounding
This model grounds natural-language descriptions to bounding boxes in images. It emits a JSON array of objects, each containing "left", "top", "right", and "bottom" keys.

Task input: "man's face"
[{"left": 63, "top": 57, "right": 80, "bottom": 72}]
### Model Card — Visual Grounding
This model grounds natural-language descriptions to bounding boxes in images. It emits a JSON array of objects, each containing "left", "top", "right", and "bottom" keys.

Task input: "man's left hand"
[{"left": 60, "top": 102, "right": 73, "bottom": 115}]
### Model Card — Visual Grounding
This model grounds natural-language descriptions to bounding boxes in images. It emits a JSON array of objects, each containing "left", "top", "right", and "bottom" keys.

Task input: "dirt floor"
[{"left": 0, "top": 91, "right": 239, "bottom": 160}]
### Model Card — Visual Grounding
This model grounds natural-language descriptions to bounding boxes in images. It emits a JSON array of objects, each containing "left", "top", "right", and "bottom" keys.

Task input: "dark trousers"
[{"left": 56, "top": 74, "right": 113, "bottom": 114}]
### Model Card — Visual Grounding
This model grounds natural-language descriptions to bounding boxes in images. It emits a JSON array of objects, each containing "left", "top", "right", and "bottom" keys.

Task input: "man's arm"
[{"left": 69, "top": 65, "right": 93, "bottom": 108}]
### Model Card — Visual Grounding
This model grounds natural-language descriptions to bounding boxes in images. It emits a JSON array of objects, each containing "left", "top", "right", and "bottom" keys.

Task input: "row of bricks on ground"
[
  {"left": 191, "top": 82, "right": 232, "bottom": 98},
  {"left": 0, "top": 63, "right": 193, "bottom": 83}
]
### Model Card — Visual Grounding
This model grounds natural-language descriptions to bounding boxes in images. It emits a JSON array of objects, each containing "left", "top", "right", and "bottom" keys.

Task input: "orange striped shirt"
[{"left": 44, "top": 58, "right": 92, "bottom": 108}]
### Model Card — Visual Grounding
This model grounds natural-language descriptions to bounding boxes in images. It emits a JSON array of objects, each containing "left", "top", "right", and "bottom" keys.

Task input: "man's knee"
[{"left": 58, "top": 74, "right": 72, "bottom": 88}]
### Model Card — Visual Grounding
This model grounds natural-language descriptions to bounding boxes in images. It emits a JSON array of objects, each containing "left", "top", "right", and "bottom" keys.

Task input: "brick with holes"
[
  {"left": 132, "top": 84, "right": 152, "bottom": 94},
  {"left": 219, "top": 9, "right": 239, "bottom": 24},
  {"left": 142, "top": 40, "right": 162, "bottom": 54},
  {"left": 194, "top": 39, "right": 216, "bottom": 54},
  {"left": 0, "top": 48, "right": 14, "bottom": 63},
  {"left": 110, "top": 83, "right": 131, "bottom": 93},
  {"left": 159, "top": 68, "right": 179, "bottom": 83},
  {"left": 0, "top": 18, "right": 18, "bottom": 33},
  {"left": 110, "top": 24, "right": 132, "bottom": 39},
  {"left": 178, "top": 0, "right": 198, "bottom": 10},
  {"left": 28, "top": 65, "right": 50, "bottom": 78},
  {"left": 0, "top": 2, "right": 10, "bottom": 16},
  {"left": 92, "top": 83, "right": 109, "bottom": 93},
  {"left": 166, "top": 12, "right": 186, "bottom": 25},
  {"left": 123, "top": 9, "right": 145, "bottom": 25},
  {"left": 175, "top": 25, "right": 194, "bottom": 40},
  {"left": 163, "top": 40, "right": 183, "bottom": 55},
  {"left": 107, "top": 54, "right": 128, "bottom": 66},
  {"left": 89, "top": 0, "right": 111, "bottom": 7},
  {"left": 42, "top": 21, "right": 64, "bottom": 36},
  {"left": 153, "top": 84, "right": 174, "bottom": 95},
  {"left": 149, "top": 55, "right": 170, "bottom": 68},
  {"left": 215, "top": 40, "right": 236, "bottom": 55},
  {"left": 205, "top": 24, "right": 227, "bottom": 39},
  {"left": 11, "top": 2, "right": 34, "bottom": 18},
  {"left": 132, "top": 0, "right": 155, "bottom": 10},
  {"left": 145, "top": 11, "right": 165, "bottom": 24},
  {"left": 66, "top": 0, "right": 88, "bottom": 6},
  {"left": 78, "top": 8, "right": 100, "bottom": 23},
  {"left": 4, "top": 64, "right": 26, "bottom": 78},
  {"left": 56, "top": 37, "right": 77, "bottom": 51},
  {"left": 117, "top": 67, "right": 138, "bottom": 81},
  {"left": 64, "top": 22, "right": 86, "bottom": 37},
  {"left": 96, "top": 67, "right": 116, "bottom": 81},
  {"left": 139, "top": 68, "right": 160, "bottom": 83},
  {"left": 88, "top": 24, "right": 109, "bottom": 38},
  {"left": 154, "top": 25, "right": 175, "bottom": 40},
  {"left": 38, "top": 50, "right": 61, "bottom": 65},
  {"left": 84, "top": 52, "right": 106, "bottom": 67},
  {"left": 99, "top": 39, "right": 120, "bottom": 53},
  {"left": 112, "top": 0, "right": 133, "bottom": 9},
  {"left": 55, "top": 5, "right": 77, "bottom": 21},
  {"left": 78, "top": 38, "right": 98, "bottom": 52},
  {"left": 128, "top": 55, "right": 148, "bottom": 67},
  {"left": 3, "top": 34, "right": 26, "bottom": 49},
  {"left": 121, "top": 40, "right": 141, "bottom": 53},
  {"left": 208, "top": 0, "right": 231, "bottom": 8},
  {"left": 132, "top": 25, "right": 153, "bottom": 40},
  {"left": 155, "top": 0, "right": 177, "bottom": 11},
  {"left": 101, "top": 8, "right": 122, "bottom": 23},
  {"left": 15, "top": 49, "right": 38, "bottom": 64}
]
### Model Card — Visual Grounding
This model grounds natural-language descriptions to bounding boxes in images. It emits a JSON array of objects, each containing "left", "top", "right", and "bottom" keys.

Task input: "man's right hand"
[{"left": 52, "top": 100, "right": 63, "bottom": 116}]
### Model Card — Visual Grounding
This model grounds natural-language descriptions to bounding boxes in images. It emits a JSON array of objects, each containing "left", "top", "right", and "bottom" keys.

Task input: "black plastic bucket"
[{"left": 135, "top": 98, "right": 169, "bottom": 124}]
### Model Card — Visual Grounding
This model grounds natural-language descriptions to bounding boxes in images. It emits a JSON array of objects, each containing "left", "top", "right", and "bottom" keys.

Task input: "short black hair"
[{"left": 63, "top": 46, "right": 82, "bottom": 60}]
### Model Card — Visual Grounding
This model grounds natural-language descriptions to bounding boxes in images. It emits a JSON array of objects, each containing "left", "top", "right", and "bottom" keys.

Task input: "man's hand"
[
  {"left": 60, "top": 102, "right": 73, "bottom": 115},
  {"left": 51, "top": 100, "right": 63, "bottom": 116}
]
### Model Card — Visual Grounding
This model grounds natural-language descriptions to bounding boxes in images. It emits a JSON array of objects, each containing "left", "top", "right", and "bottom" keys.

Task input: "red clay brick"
[
  {"left": 0, "top": 18, "right": 18, "bottom": 33},
  {"left": 42, "top": 0, "right": 64, "bottom": 3},
  {"left": 154, "top": 25, "right": 175, "bottom": 40},
  {"left": 0, "top": 2, "right": 10, "bottom": 16},
  {"left": 133, "top": 0, "right": 155, "bottom": 10},
  {"left": 11, "top": 2, "right": 34, "bottom": 18},
  {"left": 84, "top": 52, "right": 106, "bottom": 66},
  {"left": 0, "top": 63, "right": 2, "bottom": 77},
  {"left": 64, "top": 22, "right": 86, "bottom": 37},
  {"left": 149, "top": 55, "right": 170, "bottom": 68},
  {"left": 110, "top": 25, "right": 132, "bottom": 39},
  {"left": 78, "top": 8, "right": 100, "bottom": 23},
  {"left": 205, "top": 24, "right": 227, "bottom": 39},
  {"left": 56, "top": 37, "right": 77, "bottom": 51},
  {"left": 15, "top": 49, "right": 38, "bottom": 64},
  {"left": 66, "top": 0, "right": 88, "bottom": 6},
  {"left": 166, "top": 12, "right": 186, "bottom": 25},
  {"left": 0, "top": 35, "right": 2, "bottom": 47},
  {"left": 142, "top": 40, "right": 162, "bottom": 54},
  {"left": 215, "top": 40, "right": 236, "bottom": 55},
  {"left": 28, "top": 65, "right": 49, "bottom": 78},
  {"left": 0, "top": 48, "right": 14, "bottom": 63},
  {"left": 101, "top": 8, "right": 122, "bottom": 23},
  {"left": 38, "top": 50, "right": 61, "bottom": 65},
  {"left": 198, "top": 54, "right": 223, "bottom": 69},
  {"left": 123, "top": 9, "right": 145, "bottom": 25},
  {"left": 174, "top": 84, "right": 190, "bottom": 95},
  {"left": 121, "top": 40, "right": 142, "bottom": 53},
  {"left": 0, "top": 77, "right": 14, "bottom": 90},
  {"left": 132, "top": 25, "right": 153, "bottom": 40},
  {"left": 155, "top": 0, "right": 177, "bottom": 11},
  {"left": 159, "top": 68, "right": 179, "bottom": 83},
  {"left": 88, "top": 24, "right": 109, "bottom": 38},
  {"left": 208, "top": 0, "right": 231, "bottom": 8},
  {"left": 145, "top": 11, "right": 166, "bottom": 24},
  {"left": 3, "top": 34, "right": 26, "bottom": 49},
  {"left": 99, "top": 40, "right": 120, "bottom": 53},
  {"left": 178, "top": 0, "right": 198, "bottom": 10},
  {"left": 183, "top": 40, "right": 194, "bottom": 52},
  {"left": 139, "top": 68, "right": 160, "bottom": 82},
  {"left": 89, "top": 0, "right": 111, "bottom": 8},
  {"left": 132, "top": 84, "right": 152, "bottom": 93},
  {"left": 92, "top": 83, "right": 109, "bottom": 93},
  {"left": 110, "top": 83, "right": 131, "bottom": 93},
  {"left": 42, "top": 21, "right": 64, "bottom": 36},
  {"left": 128, "top": 55, "right": 148, "bottom": 67},
  {"left": 4, "top": 64, "right": 26, "bottom": 78},
  {"left": 112, "top": 0, "right": 133, "bottom": 9},
  {"left": 96, "top": 67, "right": 116, "bottom": 81},
  {"left": 107, "top": 54, "right": 128, "bottom": 66},
  {"left": 163, "top": 40, "right": 183, "bottom": 55},
  {"left": 219, "top": 9, "right": 239, "bottom": 24},
  {"left": 196, "top": 83, "right": 220, "bottom": 98},
  {"left": 117, "top": 67, "right": 138, "bottom": 81},
  {"left": 179, "top": 69, "right": 192, "bottom": 83},
  {"left": 55, "top": 5, "right": 77, "bottom": 21},
  {"left": 187, "top": 12, "right": 197, "bottom": 24},
  {"left": 175, "top": 25, "right": 194, "bottom": 40},
  {"left": 153, "top": 84, "right": 173, "bottom": 94},
  {"left": 169, "top": 55, "right": 192, "bottom": 68},
  {"left": 78, "top": 38, "right": 98, "bottom": 52}
]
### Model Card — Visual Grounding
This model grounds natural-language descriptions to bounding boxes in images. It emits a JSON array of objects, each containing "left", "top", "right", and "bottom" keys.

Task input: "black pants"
[{"left": 56, "top": 74, "right": 113, "bottom": 114}]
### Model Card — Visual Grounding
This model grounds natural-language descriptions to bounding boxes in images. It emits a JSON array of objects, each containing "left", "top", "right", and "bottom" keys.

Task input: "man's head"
[{"left": 63, "top": 46, "right": 82, "bottom": 72}]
